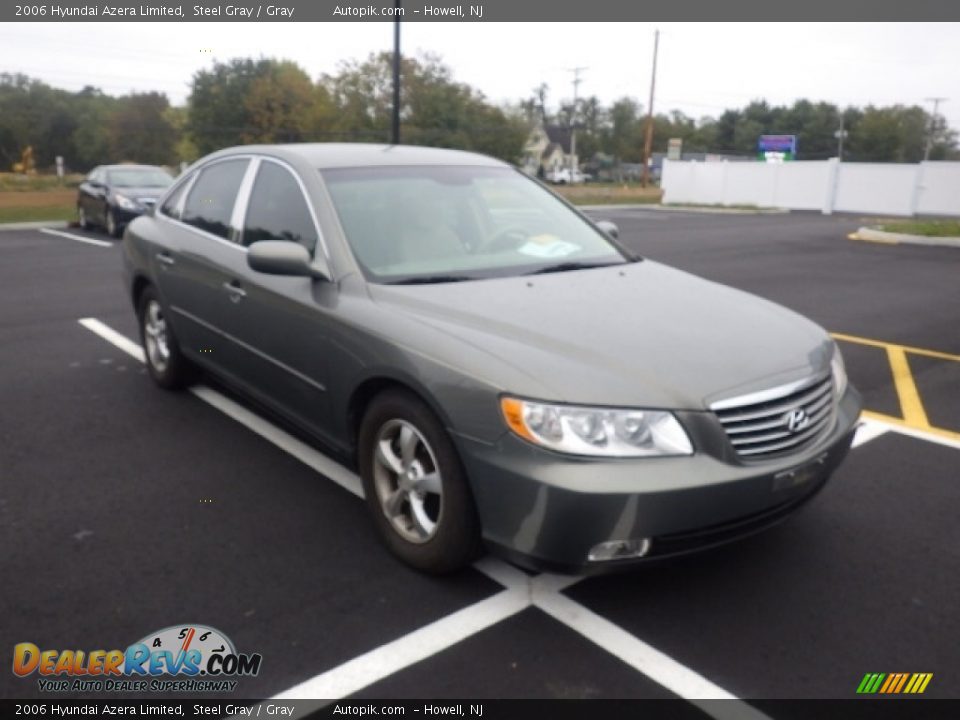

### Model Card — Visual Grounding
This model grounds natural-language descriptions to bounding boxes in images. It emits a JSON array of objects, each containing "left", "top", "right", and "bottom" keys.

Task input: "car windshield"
[
  {"left": 321, "top": 165, "right": 628, "bottom": 283},
  {"left": 106, "top": 168, "right": 174, "bottom": 188}
]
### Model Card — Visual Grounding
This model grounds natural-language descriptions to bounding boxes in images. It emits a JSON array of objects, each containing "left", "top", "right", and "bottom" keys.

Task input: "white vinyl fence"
[{"left": 661, "top": 159, "right": 960, "bottom": 217}]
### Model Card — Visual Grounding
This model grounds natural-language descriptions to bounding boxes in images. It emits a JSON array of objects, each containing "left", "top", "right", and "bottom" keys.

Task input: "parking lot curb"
[
  {"left": 851, "top": 226, "right": 960, "bottom": 248},
  {"left": 658, "top": 205, "right": 790, "bottom": 215},
  {"left": 0, "top": 220, "right": 69, "bottom": 231},
  {"left": 578, "top": 204, "right": 791, "bottom": 215}
]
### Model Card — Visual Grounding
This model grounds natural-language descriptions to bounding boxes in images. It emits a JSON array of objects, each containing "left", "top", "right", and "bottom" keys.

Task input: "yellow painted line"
[
  {"left": 833, "top": 332, "right": 960, "bottom": 440},
  {"left": 860, "top": 410, "right": 960, "bottom": 444},
  {"left": 904, "top": 674, "right": 921, "bottom": 693},
  {"left": 917, "top": 673, "right": 933, "bottom": 694},
  {"left": 831, "top": 332, "right": 960, "bottom": 363},
  {"left": 886, "top": 346, "right": 931, "bottom": 429}
]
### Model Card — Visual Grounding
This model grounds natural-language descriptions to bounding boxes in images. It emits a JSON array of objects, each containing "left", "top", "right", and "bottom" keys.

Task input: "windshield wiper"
[
  {"left": 387, "top": 275, "right": 474, "bottom": 285},
  {"left": 524, "top": 261, "right": 622, "bottom": 276}
]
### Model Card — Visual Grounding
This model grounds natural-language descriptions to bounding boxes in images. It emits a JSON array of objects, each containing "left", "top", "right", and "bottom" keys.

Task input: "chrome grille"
[{"left": 712, "top": 374, "right": 835, "bottom": 460}]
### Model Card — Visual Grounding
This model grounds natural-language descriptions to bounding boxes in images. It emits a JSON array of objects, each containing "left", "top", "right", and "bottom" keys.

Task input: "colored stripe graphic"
[
  {"left": 857, "top": 672, "right": 932, "bottom": 694},
  {"left": 879, "top": 674, "right": 896, "bottom": 693}
]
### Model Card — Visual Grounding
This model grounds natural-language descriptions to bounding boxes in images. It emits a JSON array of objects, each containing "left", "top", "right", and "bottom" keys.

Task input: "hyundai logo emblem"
[{"left": 784, "top": 408, "right": 810, "bottom": 433}]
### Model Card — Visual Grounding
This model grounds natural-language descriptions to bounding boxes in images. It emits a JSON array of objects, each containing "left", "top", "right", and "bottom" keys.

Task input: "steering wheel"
[{"left": 478, "top": 225, "right": 530, "bottom": 253}]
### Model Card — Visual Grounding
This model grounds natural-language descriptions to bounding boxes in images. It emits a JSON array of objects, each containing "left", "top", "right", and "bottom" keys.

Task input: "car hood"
[
  {"left": 112, "top": 186, "right": 166, "bottom": 201},
  {"left": 368, "top": 261, "right": 833, "bottom": 410}
]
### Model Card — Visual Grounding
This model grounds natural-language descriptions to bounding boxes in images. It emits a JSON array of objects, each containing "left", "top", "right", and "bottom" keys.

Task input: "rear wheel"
[
  {"left": 358, "top": 390, "right": 481, "bottom": 573},
  {"left": 137, "top": 286, "right": 192, "bottom": 390},
  {"left": 77, "top": 205, "right": 89, "bottom": 230}
]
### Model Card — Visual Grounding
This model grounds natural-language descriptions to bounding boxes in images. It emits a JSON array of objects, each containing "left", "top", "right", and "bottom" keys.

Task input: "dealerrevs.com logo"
[{"left": 13, "top": 624, "right": 262, "bottom": 693}]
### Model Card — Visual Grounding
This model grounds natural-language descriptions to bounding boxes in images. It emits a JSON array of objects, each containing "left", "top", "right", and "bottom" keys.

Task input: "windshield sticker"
[{"left": 517, "top": 235, "right": 580, "bottom": 258}]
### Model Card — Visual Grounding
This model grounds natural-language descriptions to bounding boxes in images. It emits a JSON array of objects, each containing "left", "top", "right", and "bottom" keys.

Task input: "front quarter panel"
[
  {"left": 325, "top": 277, "right": 540, "bottom": 449},
  {"left": 122, "top": 215, "right": 160, "bottom": 309}
]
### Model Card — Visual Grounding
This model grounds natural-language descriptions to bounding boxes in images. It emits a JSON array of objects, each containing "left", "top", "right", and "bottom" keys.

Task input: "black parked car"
[{"left": 77, "top": 165, "right": 175, "bottom": 237}]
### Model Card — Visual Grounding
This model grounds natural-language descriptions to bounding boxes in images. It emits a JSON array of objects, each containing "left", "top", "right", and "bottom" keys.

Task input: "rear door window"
[{"left": 181, "top": 159, "right": 249, "bottom": 240}]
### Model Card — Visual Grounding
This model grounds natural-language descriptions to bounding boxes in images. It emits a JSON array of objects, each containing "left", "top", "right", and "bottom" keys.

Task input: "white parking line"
[
  {"left": 40, "top": 228, "right": 113, "bottom": 248},
  {"left": 861, "top": 416, "right": 960, "bottom": 452},
  {"left": 851, "top": 419, "right": 890, "bottom": 448},
  {"left": 274, "top": 587, "right": 529, "bottom": 702},
  {"left": 192, "top": 385, "right": 364, "bottom": 499},
  {"left": 78, "top": 318, "right": 144, "bottom": 360},
  {"left": 533, "top": 592, "right": 768, "bottom": 720}
]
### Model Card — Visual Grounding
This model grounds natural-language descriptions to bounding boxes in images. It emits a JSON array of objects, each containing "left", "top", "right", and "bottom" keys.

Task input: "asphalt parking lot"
[{"left": 2, "top": 210, "right": 958, "bottom": 712}]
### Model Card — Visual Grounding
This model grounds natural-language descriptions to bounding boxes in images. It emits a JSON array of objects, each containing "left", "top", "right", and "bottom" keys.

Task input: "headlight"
[
  {"left": 831, "top": 343, "right": 848, "bottom": 398},
  {"left": 500, "top": 397, "right": 693, "bottom": 457},
  {"left": 113, "top": 194, "right": 138, "bottom": 210}
]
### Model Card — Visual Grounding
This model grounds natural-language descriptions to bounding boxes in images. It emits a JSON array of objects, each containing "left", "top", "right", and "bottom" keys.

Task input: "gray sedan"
[{"left": 122, "top": 144, "right": 862, "bottom": 574}]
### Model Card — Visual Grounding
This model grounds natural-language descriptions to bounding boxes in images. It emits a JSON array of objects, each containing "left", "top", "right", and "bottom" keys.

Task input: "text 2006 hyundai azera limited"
[{"left": 122, "top": 144, "right": 862, "bottom": 573}]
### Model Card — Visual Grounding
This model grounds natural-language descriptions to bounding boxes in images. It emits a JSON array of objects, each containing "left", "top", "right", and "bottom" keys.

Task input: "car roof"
[
  {"left": 210, "top": 143, "right": 508, "bottom": 169},
  {"left": 101, "top": 164, "right": 168, "bottom": 171}
]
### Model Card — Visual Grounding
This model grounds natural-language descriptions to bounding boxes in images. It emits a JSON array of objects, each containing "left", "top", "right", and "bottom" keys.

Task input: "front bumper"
[
  {"left": 456, "top": 385, "right": 862, "bottom": 574},
  {"left": 113, "top": 205, "right": 147, "bottom": 226}
]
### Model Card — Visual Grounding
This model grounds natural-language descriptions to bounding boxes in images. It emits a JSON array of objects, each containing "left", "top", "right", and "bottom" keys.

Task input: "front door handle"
[
  {"left": 222, "top": 281, "right": 247, "bottom": 303},
  {"left": 156, "top": 252, "right": 175, "bottom": 267}
]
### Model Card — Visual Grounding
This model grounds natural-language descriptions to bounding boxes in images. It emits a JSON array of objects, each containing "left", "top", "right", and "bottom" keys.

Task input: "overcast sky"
[{"left": 3, "top": 22, "right": 959, "bottom": 130}]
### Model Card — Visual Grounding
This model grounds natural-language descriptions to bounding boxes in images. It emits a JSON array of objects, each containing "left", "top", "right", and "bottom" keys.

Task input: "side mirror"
[
  {"left": 247, "top": 240, "right": 329, "bottom": 281},
  {"left": 596, "top": 220, "right": 619, "bottom": 239}
]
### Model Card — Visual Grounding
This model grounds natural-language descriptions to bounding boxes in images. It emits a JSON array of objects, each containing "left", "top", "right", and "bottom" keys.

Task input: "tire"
[
  {"left": 106, "top": 208, "right": 121, "bottom": 238},
  {"left": 77, "top": 205, "right": 89, "bottom": 230},
  {"left": 358, "top": 389, "right": 482, "bottom": 573},
  {"left": 137, "top": 286, "right": 193, "bottom": 390}
]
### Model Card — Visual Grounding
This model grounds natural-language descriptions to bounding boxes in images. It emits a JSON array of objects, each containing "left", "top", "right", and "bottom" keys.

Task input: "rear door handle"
[
  {"left": 156, "top": 252, "right": 175, "bottom": 267},
  {"left": 222, "top": 281, "right": 247, "bottom": 302}
]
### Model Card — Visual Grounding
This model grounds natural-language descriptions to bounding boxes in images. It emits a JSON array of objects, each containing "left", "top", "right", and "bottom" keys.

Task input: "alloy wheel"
[
  {"left": 372, "top": 419, "right": 444, "bottom": 543},
  {"left": 143, "top": 300, "right": 171, "bottom": 373}
]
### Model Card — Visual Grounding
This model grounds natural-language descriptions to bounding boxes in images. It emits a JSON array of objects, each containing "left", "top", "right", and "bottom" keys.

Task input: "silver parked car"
[{"left": 122, "top": 144, "right": 862, "bottom": 574}]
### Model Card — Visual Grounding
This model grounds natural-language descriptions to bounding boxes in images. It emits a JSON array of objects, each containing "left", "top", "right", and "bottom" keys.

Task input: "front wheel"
[
  {"left": 137, "top": 286, "right": 193, "bottom": 390},
  {"left": 358, "top": 390, "right": 481, "bottom": 573},
  {"left": 106, "top": 208, "right": 121, "bottom": 238},
  {"left": 77, "top": 205, "right": 89, "bottom": 230}
]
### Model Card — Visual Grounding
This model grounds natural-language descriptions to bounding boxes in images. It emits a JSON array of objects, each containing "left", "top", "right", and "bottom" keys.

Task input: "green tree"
[
  {"left": 243, "top": 61, "right": 322, "bottom": 144},
  {"left": 106, "top": 93, "right": 176, "bottom": 165},
  {"left": 188, "top": 57, "right": 271, "bottom": 154},
  {"left": 607, "top": 97, "right": 643, "bottom": 162},
  {"left": 70, "top": 87, "right": 116, "bottom": 169},
  {"left": 164, "top": 105, "right": 198, "bottom": 165},
  {"left": 0, "top": 73, "right": 77, "bottom": 169},
  {"left": 323, "top": 52, "right": 527, "bottom": 161}
]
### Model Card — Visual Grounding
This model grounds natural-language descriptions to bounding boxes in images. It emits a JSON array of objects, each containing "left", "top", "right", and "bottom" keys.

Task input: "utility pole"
[
  {"left": 835, "top": 110, "right": 847, "bottom": 161},
  {"left": 641, "top": 29, "right": 660, "bottom": 188},
  {"left": 391, "top": 3, "right": 402, "bottom": 145},
  {"left": 923, "top": 97, "right": 947, "bottom": 161},
  {"left": 568, "top": 67, "right": 587, "bottom": 179}
]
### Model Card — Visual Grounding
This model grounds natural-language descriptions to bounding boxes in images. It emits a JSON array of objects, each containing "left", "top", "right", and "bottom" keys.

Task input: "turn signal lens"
[{"left": 831, "top": 342, "right": 848, "bottom": 398}]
